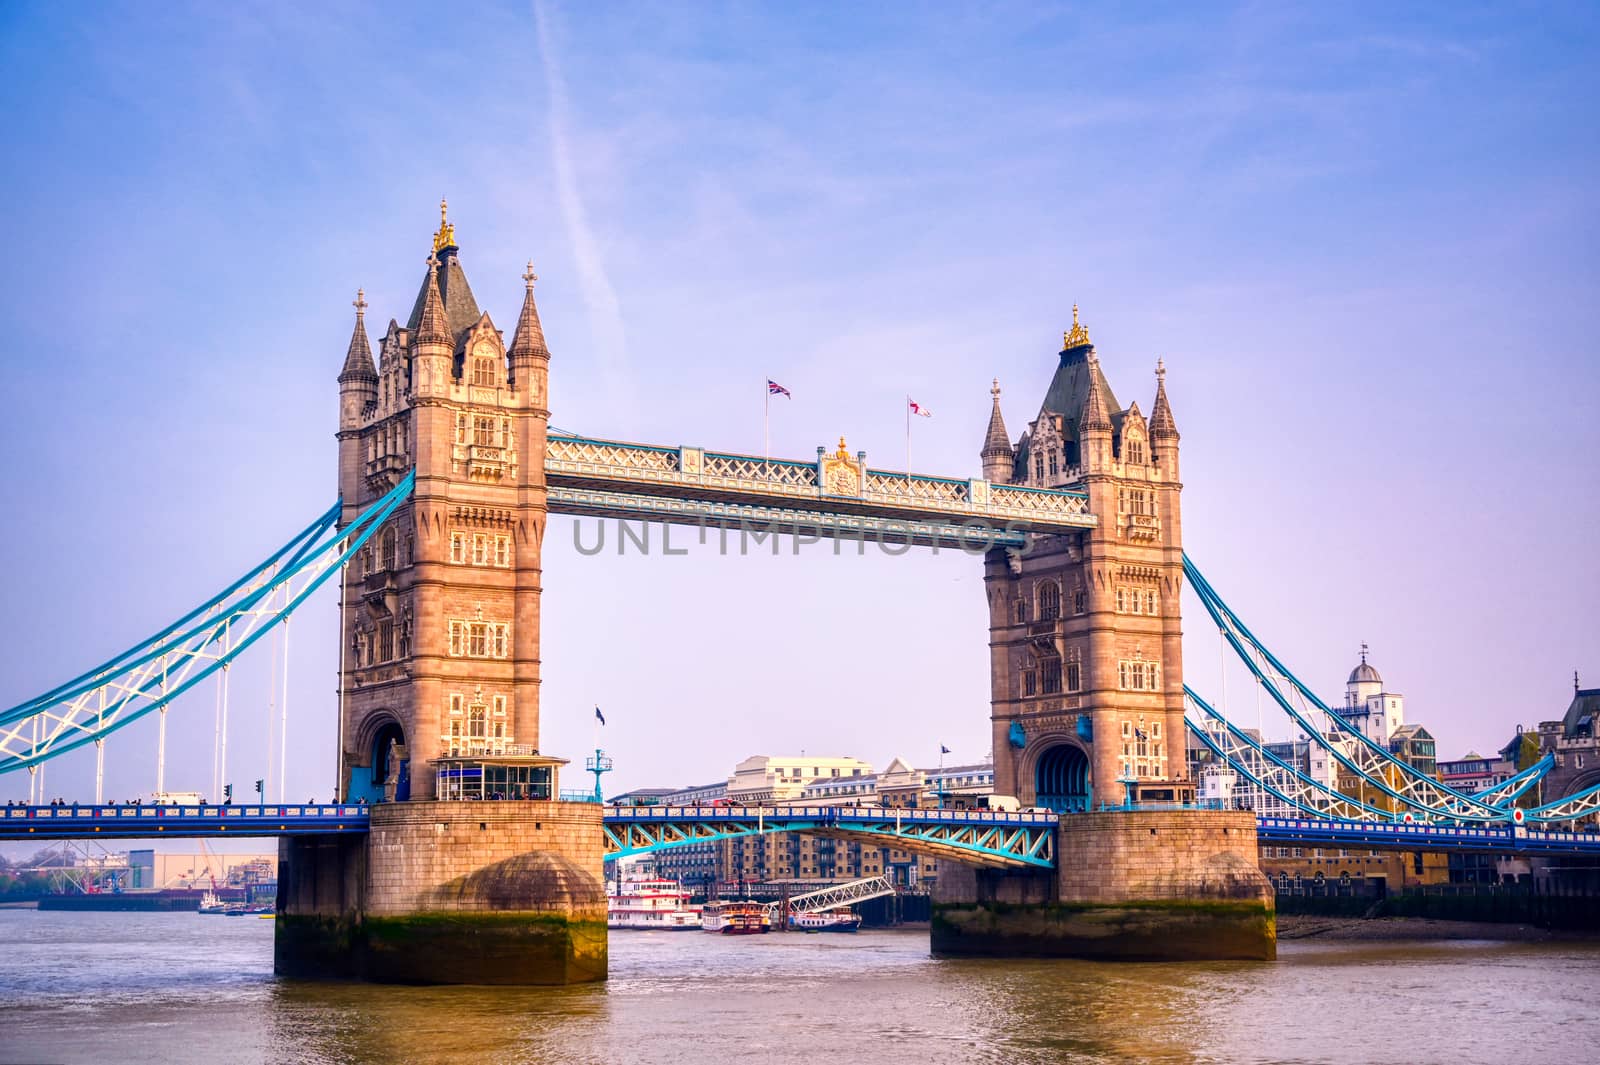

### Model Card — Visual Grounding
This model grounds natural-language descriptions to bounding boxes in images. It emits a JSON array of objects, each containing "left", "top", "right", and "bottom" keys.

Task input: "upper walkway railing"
[{"left": 545, "top": 434, "right": 1096, "bottom": 543}]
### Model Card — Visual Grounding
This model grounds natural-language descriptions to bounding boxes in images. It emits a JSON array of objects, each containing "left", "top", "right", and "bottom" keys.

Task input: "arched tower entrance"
[
  {"left": 371, "top": 721, "right": 408, "bottom": 802},
  {"left": 1035, "top": 743, "right": 1091, "bottom": 813}
]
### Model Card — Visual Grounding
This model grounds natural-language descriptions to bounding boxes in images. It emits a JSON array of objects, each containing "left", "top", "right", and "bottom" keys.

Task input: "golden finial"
[
  {"left": 353, "top": 288, "right": 367, "bottom": 318},
  {"left": 991, "top": 377, "right": 1001, "bottom": 399},
  {"left": 835, "top": 436, "right": 851, "bottom": 461},
  {"left": 1063, "top": 303, "right": 1092, "bottom": 349},
  {"left": 523, "top": 260, "right": 538, "bottom": 291},
  {"left": 432, "top": 197, "right": 456, "bottom": 251},
  {"left": 1155, "top": 357, "right": 1165, "bottom": 382}
]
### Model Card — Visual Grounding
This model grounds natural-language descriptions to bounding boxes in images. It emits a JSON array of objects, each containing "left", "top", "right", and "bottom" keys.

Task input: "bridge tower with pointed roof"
[
  {"left": 334, "top": 200, "right": 555, "bottom": 804},
  {"left": 979, "top": 307, "right": 1190, "bottom": 811},
  {"left": 283, "top": 203, "right": 604, "bottom": 987}
]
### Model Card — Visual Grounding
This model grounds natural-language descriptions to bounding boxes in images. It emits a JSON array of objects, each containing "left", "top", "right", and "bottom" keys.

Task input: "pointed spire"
[
  {"left": 981, "top": 378, "right": 1013, "bottom": 482},
  {"left": 1080, "top": 352, "right": 1112, "bottom": 432},
  {"left": 339, "top": 288, "right": 377, "bottom": 384},
  {"left": 509, "top": 260, "right": 549, "bottom": 359},
  {"left": 982, "top": 379, "right": 1011, "bottom": 455},
  {"left": 414, "top": 253, "right": 452, "bottom": 348},
  {"left": 1150, "top": 357, "right": 1179, "bottom": 438}
]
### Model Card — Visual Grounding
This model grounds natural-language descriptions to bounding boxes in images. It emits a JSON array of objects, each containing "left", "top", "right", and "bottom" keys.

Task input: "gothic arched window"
[{"left": 1039, "top": 581, "right": 1061, "bottom": 620}]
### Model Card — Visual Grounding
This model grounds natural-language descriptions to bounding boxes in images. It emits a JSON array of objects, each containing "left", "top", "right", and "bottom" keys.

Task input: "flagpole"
[
  {"left": 764, "top": 379, "right": 770, "bottom": 479},
  {"left": 905, "top": 395, "right": 911, "bottom": 474}
]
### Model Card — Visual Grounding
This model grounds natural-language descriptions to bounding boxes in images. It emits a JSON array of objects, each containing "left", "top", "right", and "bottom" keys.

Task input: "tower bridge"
[{"left": 5, "top": 203, "right": 1598, "bottom": 985}]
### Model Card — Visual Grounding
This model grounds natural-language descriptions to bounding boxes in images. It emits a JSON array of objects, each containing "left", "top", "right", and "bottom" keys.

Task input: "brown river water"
[{"left": 1, "top": 911, "right": 1597, "bottom": 1064}]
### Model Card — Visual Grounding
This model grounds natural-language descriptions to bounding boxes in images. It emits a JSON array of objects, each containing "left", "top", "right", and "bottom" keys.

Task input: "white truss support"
[
  {"left": 279, "top": 617, "right": 290, "bottom": 805},
  {"left": 768, "top": 876, "right": 896, "bottom": 916}
]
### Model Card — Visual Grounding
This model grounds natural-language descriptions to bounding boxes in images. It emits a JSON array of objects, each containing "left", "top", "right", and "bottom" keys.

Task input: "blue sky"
[{"left": 0, "top": 1, "right": 1595, "bottom": 810}]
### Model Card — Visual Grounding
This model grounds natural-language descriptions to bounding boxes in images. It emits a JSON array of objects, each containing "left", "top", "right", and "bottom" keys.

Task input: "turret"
[
  {"left": 980, "top": 378, "right": 1013, "bottom": 483},
  {"left": 411, "top": 252, "right": 453, "bottom": 395},
  {"left": 509, "top": 261, "right": 550, "bottom": 415},
  {"left": 1078, "top": 350, "right": 1113, "bottom": 470},
  {"left": 1150, "top": 358, "right": 1179, "bottom": 478},
  {"left": 336, "top": 289, "right": 378, "bottom": 518},
  {"left": 338, "top": 289, "right": 377, "bottom": 428}
]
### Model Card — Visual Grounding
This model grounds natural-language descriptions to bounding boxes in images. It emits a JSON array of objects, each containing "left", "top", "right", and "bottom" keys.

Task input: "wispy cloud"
[{"left": 533, "top": 0, "right": 629, "bottom": 394}]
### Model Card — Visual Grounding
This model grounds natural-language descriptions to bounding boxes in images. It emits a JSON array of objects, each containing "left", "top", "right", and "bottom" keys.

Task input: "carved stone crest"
[{"left": 821, "top": 436, "right": 862, "bottom": 496}]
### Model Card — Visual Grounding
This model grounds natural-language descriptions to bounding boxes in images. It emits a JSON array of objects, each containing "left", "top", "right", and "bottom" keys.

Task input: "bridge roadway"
[{"left": 5, "top": 803, "right": 1600, "bottom": 860}]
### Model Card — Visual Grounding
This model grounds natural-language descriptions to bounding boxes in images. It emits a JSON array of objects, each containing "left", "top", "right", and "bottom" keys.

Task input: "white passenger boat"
[
  {"left": 607, "top": 878, "right": 703, "bottom": 931},
  {"left": 700, "top": 900, "right": 770, "bottom": 934},
  {"left": 789, "top": 909, "right": 862, "bottom": 933}
]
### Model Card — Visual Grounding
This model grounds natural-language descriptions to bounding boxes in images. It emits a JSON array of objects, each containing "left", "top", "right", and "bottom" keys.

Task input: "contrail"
[{"left": 533, "top": 0, "right": 629, "bottom": 387}]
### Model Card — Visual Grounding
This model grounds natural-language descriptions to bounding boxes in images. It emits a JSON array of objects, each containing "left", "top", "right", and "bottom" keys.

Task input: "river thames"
[{"left": 2, "top": 911, "right": 1597, "bottom": 1064}]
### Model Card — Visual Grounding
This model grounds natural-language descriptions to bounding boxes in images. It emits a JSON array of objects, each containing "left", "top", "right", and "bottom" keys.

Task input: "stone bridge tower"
[
  {"left": 935, "top": 310, "right": 1269, "bottom": 964},
  {"left": 335, "top": 201, "right": 553, "bottom": 802},
  {"left": 982, "top": 308, "right": 1189, "bottom": 810},
  {"left": 285, "top": 205, "right": 603, "bottom": 987}
]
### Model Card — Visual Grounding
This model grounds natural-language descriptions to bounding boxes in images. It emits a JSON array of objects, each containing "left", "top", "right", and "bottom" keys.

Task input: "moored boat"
[
  {"left": 608, "top": 877, "right": 703, "bottom": 931},
  {"left": 700, "top": 900, "right": 770, "bottom": 934},
  {"left": 789, "top": 909, "right": 861, "bottom": 933}
]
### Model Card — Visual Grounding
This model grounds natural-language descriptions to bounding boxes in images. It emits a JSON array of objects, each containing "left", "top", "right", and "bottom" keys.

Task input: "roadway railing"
[
  {"left": 1257, "top": 816, "right": 1600, "bottom": 854},
  {"left": 0, "top": 803, "right": 370, "bottom": 839}
]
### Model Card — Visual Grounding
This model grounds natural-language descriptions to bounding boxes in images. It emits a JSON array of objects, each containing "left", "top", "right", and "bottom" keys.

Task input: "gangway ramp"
[{"left": 768, "top": 875, "right": 895, "bottom": 917}]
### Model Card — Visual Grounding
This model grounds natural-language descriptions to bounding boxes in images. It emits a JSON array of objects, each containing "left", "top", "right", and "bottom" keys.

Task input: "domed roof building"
[
  {"left": 1335, "top": 644, "right": 1405, "bottom": 745},
  {"left": 1348, "top": 659, "right": 1382, "bottom": 687}
]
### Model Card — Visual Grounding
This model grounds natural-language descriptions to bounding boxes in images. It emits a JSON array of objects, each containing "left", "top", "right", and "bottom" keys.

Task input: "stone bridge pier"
[
  {"left": 931, "top": 810, "right": 1276, "bottom": 961},
  {"left": 275, "top": 800, "right": 607, "bottom": 984}
]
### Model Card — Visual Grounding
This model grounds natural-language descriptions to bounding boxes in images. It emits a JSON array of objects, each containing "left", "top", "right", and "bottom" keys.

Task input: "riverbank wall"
[{"left": 1276, "top": 888, "right": 1600, "bottom": 932}]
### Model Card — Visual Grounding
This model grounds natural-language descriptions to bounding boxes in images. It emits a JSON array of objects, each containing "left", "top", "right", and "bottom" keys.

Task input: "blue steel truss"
[
  {"left": 0, "top": 473, "right": 416, "bottom": 773},
  {"left": 601, "top": 806, "right": 1058, "bottom": 869}
]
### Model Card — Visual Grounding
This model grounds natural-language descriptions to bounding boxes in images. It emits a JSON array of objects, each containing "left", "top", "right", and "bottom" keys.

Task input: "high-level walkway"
[{"left": 545, "top": 433, "right": 1096, "bottom": 549}]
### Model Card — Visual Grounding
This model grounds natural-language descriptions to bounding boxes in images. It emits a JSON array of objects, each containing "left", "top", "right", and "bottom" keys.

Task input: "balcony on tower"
[
  {"left": 1123, "top": 512, "right": 1161, "bottom": 541},
  {"left": 365, "top": 452, "right": 409, "bottom": 493}
]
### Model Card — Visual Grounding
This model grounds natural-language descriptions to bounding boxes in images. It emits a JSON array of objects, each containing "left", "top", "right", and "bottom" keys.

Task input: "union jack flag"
[{"left": 767, "top": 380, "right": 791, "bottom": 398}]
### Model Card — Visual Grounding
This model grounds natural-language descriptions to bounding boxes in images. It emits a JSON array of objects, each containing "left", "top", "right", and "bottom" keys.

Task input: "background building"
[{"left": 618, "top": 754, "right": 996, "bottom": 895}]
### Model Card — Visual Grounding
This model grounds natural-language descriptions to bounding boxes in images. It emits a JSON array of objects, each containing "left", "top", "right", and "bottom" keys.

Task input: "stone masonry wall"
[
  {"left": 1056, "top": 810, "right": 1269, "bottom": 904},
  {"left": 365, "top": 799, "right": 604, "bottom": 917}
]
